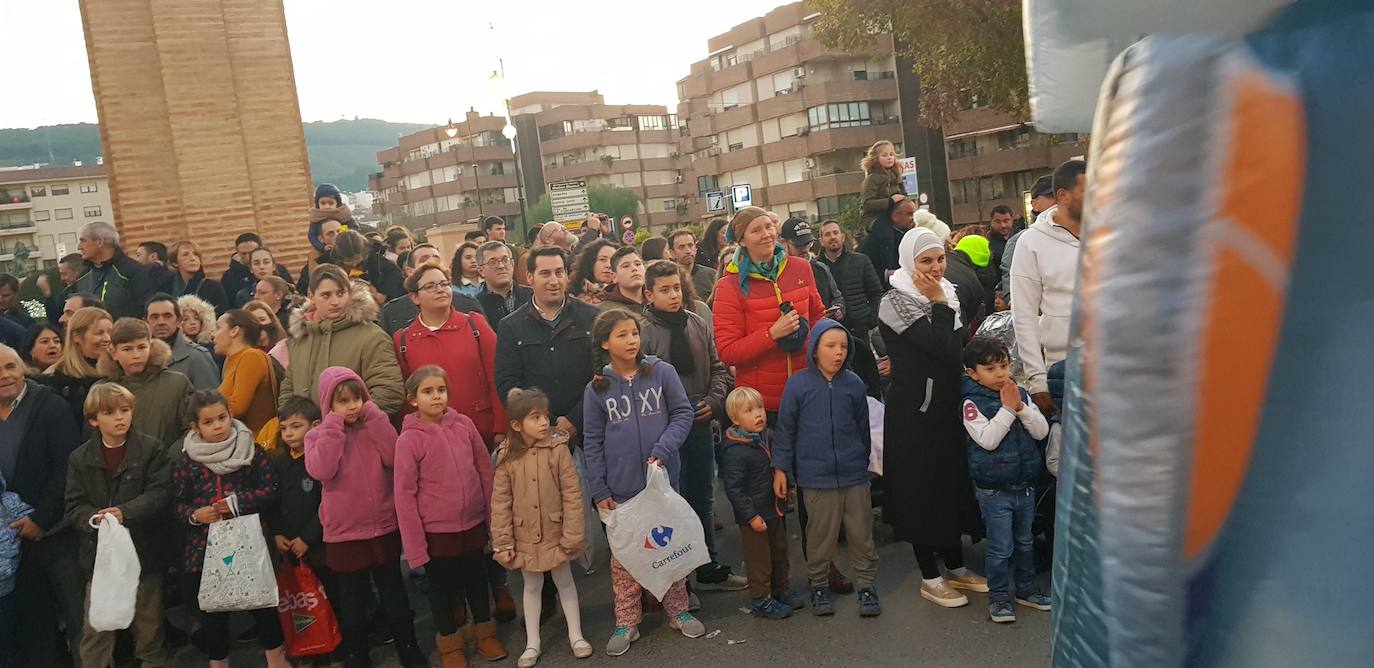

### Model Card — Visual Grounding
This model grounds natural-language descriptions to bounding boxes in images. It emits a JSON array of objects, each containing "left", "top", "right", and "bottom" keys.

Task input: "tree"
[
  {"left": 809, "top": 0, "right": 1027, "bottom": 128},
  {"left": 526, "top": 184, "right": 642, "bottom": 226}
]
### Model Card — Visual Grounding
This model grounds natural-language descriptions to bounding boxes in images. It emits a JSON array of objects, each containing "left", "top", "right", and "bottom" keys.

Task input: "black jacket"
[
  {"left": 859, "top": 215, "right": 901, "bottom": 287},
  {"left": 817, "top": 248, "right": 885, "bottom": 333},
  {"left": 64, "top": 430, "right": 173, "bottom": 573},
  {"left": 265, "top": 449, "right": 324, "bottom": 563},
  {"left": 6, "top": 380, "right": 83, "bottom": 531},
  {"left": 159, "top": 270, "right": 229, "bottom": 315},
  {"left": 718, "top": 429, "right": 783, "bottom": 526},
  {"left": 477, "top": 284, "right": 533, "bottom": 328},
  {"left": 380, "top": 292, "right": 483, "bottom": 336},
  {"left": 810, "top": 258, "right": 844, "bottom": 315},
  {"left": 29, "top": 372, "right": 102, "bottom": 441},
  {"left": 224, "top": 260, "right": 295, "bottom": 307},
  {"left": 360, "top": 247, "right": 406, "bottom": 302},
  {"left": 495, "top": 298, "right": 599, "bottom": 432},
  {"left": 73, "top": 249, "right": 152, "bottom": 320},
  {"left": 945, "top": 250, "right": 987, "bottom": 334}
]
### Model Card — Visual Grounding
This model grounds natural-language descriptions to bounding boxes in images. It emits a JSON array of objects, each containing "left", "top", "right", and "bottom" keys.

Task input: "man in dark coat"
[
  {"left": 0, "top": 345, "right": 86, "bottom": 665},
  {"left": 73, "top": 222, "right": 152, "bottom": 320},
  {"left": 945, "top": 244, "right": 988, "bottom": 337},
  {"left": 474, "top": 241, "right": 531, "bottom": 327},
  {"left": 859, "top": 198, "right": 917, "bottom": 287},
  {"left": 816, "top": 220, "right": 886, "bottom": 395},
  {"left": 986, "top": 205, "right": 1022, "bottom": 273}
]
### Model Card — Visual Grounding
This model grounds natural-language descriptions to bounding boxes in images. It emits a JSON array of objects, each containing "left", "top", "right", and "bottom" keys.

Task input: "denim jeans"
[
  {"left": 975, "top": 486, "right": 1036, "bottom": 604},
  {"left": 680, "top": 422, "right": 720, "bottom": 565}
]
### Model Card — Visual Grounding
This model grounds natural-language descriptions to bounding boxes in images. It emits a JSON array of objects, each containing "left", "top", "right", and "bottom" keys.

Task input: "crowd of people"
[{"left": 0, "top": 141, "right": 1087, "bottom": 667}]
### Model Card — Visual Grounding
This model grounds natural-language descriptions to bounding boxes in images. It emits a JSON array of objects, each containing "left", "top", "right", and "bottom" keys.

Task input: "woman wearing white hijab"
[{"left": 878, "top": 227, "right": 986, "bottom": 609}]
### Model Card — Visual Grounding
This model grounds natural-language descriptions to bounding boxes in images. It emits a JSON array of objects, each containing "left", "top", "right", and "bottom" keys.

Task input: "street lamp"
[
  {"left": 503, "top": 122, "right": 528, "bottom": 238},
  {"left": 473, "top": 163, "right": 483, "bottom": 217}
]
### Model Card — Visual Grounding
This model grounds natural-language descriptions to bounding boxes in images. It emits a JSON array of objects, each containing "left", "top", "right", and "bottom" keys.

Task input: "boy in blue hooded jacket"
[{"left": 774, "top": 318, "right": 880, "bottom": 617}]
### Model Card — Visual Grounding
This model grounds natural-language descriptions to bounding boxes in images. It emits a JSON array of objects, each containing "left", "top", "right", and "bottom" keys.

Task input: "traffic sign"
[
  {"left": 731, "top": 184, "right": 752, "bottom": 207},
  {"left": 705, "top": 191, "right": 726, "bottom": 213},
  {"left": 548, "top": 179, "right": 590, "bottom": 226}
]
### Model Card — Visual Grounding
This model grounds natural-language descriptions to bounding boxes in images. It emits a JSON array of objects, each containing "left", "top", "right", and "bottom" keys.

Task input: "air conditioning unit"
[
  {"left": 674, "top": 175, "right": 685, "bottom": 183},
  {"left": 804, "top": 157, "right": 816, "bottom": 169},
  {"left": 670, "top": 150, "right": 681, "bottom": 157},
  {"left": 728, "top": 142, "right": 744, "bottom": 151},
  {"left": 793, "top": 67, "right": 806, "bottom": 78}
]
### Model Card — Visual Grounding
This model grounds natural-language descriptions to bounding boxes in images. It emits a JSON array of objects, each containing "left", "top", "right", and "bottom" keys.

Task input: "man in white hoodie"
[{"left": 1010, "top": 159, "right": 1085, "bottom": 415}]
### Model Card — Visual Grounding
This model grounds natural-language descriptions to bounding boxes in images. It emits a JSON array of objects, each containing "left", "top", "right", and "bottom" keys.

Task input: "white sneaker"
[{"left": 920, "top": 580, "right": 969, "bottom": 608}]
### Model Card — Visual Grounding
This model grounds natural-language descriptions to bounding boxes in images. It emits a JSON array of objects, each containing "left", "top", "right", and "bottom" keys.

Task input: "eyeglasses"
[
  {"left": 482, "top": 257, "right": 512, "bottom": 268},
  {"left": 415, "top": 280, "right": 453, "bottom": 294}
]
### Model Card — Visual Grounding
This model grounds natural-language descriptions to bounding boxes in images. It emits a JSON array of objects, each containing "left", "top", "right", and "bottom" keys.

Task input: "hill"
[{"left": 0, "top": 119, "right": 430, "bottom": 191}]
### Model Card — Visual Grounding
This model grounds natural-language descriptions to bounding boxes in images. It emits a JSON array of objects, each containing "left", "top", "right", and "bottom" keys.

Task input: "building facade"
[
  {"left": 943, "top": 107, "right": 1090, "bottom": 226},
  {"left": 0, "top": 164, "right": 112, "bottom": 275},
  {"left": 674, "top": 2, "right": 906, "bottom": 224}
]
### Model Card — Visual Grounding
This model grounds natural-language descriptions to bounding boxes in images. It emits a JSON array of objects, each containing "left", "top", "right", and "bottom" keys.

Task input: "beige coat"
[{"left": 490, "top": 436, "right": 585, "bottom": 572}]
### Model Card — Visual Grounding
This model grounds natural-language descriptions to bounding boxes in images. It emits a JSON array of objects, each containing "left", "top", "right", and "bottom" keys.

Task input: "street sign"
[
  {"left": 898, "top": 157, "right": 918, "bottom": 195},
  {"left": 731, "top": 184, "right": 752, "bottom": 207},
  {"left": 548, "top": 178, "right": 590, "bottom": 227},
  {"left": 705, "top": 191, "right": 726, "bottom": 213}
]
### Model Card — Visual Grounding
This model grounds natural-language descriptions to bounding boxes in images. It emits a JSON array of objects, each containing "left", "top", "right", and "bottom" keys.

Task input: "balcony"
[
  {"left": 945, "top": 139, "right": 1090, "bottom": 181},
  {"left": 717, "top": 145, "right": 761, "bottom": 172},
  {"left": 0, "top": 197, "right": 32, "bottom": 212},
  {"left": 710, "top": 103, "right": 757, "bottom": 133},
  {"left": 0, "top": 222, "right": 37, "bottom": 236}
]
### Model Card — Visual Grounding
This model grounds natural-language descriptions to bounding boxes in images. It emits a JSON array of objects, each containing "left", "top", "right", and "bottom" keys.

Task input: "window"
[
  {"left": 662, "top": 199, "right": 678, "bottom": 212},
  {"left": 29, "top": 186, "right": 45, "bottom": 198},
  {"left": 816, "top": 194, "right": 859, "bottom": 218},
  {"left": 998, "top": 128, "right": 1031, "bottom": 150},
  {"left": 637, "top": 115, "right": 668, "bottom": 131},
  {"left": 697, "top": 175, "right": 719, "bottom": 194},
  {"left": 608, "top": 117, "right": 633, "bottom": 130},
  {"left": 806, "top": 102, "right": 872, "bottom": 131},
  {"left": 852, "top": 70, "right": 868, "bottom": 80},
  {"left": 80, "top": 182, "right": 98, "bottom": 193},
  {"left": 55, "top": 208, "right": 73, "bottom": 220},
  {"left": 947, "top": 137, "right": 980, "bottom": 159},
  {"left": 51, "top": 184, "right": 69, "bottom": 196},
  {"left": 33, "top": 210, "right": 50, "bottom": 222},
  {"left": 84, "top": 205, "right": 102, "bottom": 218}
]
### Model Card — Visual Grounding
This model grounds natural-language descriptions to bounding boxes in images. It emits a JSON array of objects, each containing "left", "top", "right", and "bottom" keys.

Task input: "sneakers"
[
  {"left": 944, "top": 571, "right": 990, "bottom": 593},
  {"left": 687, "top": 590, "right": 701, "bottom": 612},
  {"left": 919, "top": 580, "right": 970, "bottom": 608},
  {"left": 669, "top": 612, "right": 706, "bottom": 638},
  {"left": 827, "top": 563, "right": 854, "bottom": 594},
  {"left": 809, "top": 587, "right": 834, "bottom": 616},
  {"left": 1016, "top": 591, "right": 1053, "bottom": 611},
  {"left": 750, "top": 596, "right": 794, "bottom": 620},
  {"left": 989, "top": 601, "right": 1016, "bottom": 623},
  {"left": 772, "top": 588, "right": 804, "bottom": 611},
  {"left": 605, "top": 626, "right": 639, "bottom": 657},
  {"left": 857, "top": 588, "right": 882, "bottom": 617},
  {"left": 695, "top": 563, "right": 748, "bottom": 591}
]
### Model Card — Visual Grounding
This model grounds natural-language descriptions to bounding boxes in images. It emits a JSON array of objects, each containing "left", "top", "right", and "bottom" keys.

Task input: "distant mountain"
[{"left": 0, "top": 119, "right": 430, "bottom": 191}]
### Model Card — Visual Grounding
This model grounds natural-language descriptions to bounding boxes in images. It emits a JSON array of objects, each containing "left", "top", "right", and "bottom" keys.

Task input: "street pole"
[{"left": 474, "top": 162, "right": 484, "bottom": 218}]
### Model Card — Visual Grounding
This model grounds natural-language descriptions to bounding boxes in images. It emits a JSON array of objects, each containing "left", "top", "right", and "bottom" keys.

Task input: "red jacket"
[
  {"left": 393, "top": 308, "right": 506, "bottom": 445},
  {"left": 712, "top": 255, "right": 826, "bottom": 411}
]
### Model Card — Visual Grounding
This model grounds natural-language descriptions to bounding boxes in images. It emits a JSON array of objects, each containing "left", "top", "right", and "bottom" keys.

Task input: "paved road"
[{"left": 191, "top": 494, "right": 1051, "bottom": 667}]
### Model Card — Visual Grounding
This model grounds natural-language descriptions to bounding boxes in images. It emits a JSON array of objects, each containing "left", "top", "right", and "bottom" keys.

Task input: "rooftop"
[{"left": 0, "top": 163, "right": 106, "bottom": 185}]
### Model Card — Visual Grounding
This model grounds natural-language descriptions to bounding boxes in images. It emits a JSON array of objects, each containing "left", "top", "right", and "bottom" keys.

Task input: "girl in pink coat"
[{"left": 394, "top": 365, "right": 507, "bottom": 665}]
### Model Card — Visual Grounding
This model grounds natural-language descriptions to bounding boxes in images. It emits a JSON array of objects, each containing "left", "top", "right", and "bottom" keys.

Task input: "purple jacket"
[
  {"left": 304, "top": 367, "right": 400, "bottom": 543},
  {"left": 582, "top": 356, "right": 694, "bottom": 503},
  {"left": 394, "top": 409, "right": 495, "bottom": 569}
]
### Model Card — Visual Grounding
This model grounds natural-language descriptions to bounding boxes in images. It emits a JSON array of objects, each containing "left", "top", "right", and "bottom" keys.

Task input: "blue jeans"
[
  {"left": 976, "top": 486, "right": 1036, "bottom": 604},
  {"left": 680, "top": 422, "right": 720, "bottom": 565}
]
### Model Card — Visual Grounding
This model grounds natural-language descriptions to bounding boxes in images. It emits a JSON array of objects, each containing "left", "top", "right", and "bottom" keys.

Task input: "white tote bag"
[
  {"left": 599, "top": 463, "right": 710, "bottom": 600},
  {"left": 198, "top": 513, "right": 279, "bottom": 612},
  {"left": 867, "top": 396, "right": 885, "bottom": 476},
  {"left": 88, "top": 513, "right": 141, "bottom": 631}
]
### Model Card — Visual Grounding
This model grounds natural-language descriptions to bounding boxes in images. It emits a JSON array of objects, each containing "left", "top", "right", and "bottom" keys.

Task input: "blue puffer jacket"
[
  {"left": 773, "top": 318, "right": 871, "bottom": 489},
  {"left": 582, "top": 356, "right": 694, "bottom": 504},
  {"left": 962, "top": 376, "right": 1043, "bottom": 487}
]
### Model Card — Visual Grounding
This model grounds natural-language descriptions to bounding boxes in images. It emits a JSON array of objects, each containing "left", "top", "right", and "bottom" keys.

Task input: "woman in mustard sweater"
[{"left": 214, "top": 308, "right": 278, "bottom": 434}]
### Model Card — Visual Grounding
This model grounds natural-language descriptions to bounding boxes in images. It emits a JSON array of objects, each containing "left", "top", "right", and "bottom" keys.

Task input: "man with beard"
[{"left": 860, "top": 198, "right": 918, "bottom": 286}]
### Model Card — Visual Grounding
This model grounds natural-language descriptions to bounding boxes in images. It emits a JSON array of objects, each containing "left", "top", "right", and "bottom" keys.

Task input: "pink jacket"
[
  {"left": 394, "top": 409, "right": 495, "bottom": 568},
  {"left": 305, "top": 366, "right": 400, "bottom": 543}
]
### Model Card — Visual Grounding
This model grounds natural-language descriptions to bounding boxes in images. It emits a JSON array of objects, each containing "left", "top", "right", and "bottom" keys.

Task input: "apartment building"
[
  {"left": 370, "top": 110, "right": 522, "bottom": 232},
  {"left": 944, "top": 107, "right": 1090, "bottom": 226},
  {"left": 0, "top": 163, "right": 112, "bottom": 275},
  {"left": 674, "top": 2, "right": 908, "bottom": 224},
  {"left": 509, "top": 91, "right": 683, "bottom": 232}
]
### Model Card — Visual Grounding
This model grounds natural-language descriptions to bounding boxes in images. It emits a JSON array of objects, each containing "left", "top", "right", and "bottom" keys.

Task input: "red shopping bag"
[{"left": 275, "top": 561, "right": 342, "bottom": 657}]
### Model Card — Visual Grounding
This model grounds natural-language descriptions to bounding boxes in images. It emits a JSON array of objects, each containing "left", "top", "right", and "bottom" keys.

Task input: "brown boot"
[
  {"left": 492, "top": 584, "right": 517, "bottom": 623},
  {"left": 436, "top": 631, "right": 469, "bottom": 668},
  {"left": 472, "top": 621, "right": 508, "bottom": 661}
]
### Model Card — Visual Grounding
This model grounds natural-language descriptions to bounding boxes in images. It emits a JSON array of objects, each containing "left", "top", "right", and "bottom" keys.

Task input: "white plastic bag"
[
  {"left": 599, "top": 464, "right": 709, "bottom": 600},
  {"left": 198, "top": 514, "right": 278, "bottom": 612},
  {"left": 88, "top": 513, "right": 140, "bottom": 631},
  {"left": 867, "top": 397, "right": 884, "bottom": 476}
]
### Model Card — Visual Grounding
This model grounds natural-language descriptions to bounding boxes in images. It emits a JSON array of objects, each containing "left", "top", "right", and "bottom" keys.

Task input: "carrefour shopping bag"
[
  {"left": 199, "top": 514, "right": 279, "bottom": 612},
  {"left": 276, "top": 561, "right": 341, "bottom": 657},
  {"left": 88, "top": 513, "right": 140, "bottom": 631},
  {"left": 599, "top": 463, "right": 710, "bottom": 600}
]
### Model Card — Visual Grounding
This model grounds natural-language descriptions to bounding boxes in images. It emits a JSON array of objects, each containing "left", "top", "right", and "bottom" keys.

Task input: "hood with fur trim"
[
  {"left": 177, "top": 294, "right": 218, "bottom": 344},
  {"left": 287, "top": 280, "right": 379, "bottom": 342},
  {"left": 97, "top": 337, "right": 172, "bottom": 381}
]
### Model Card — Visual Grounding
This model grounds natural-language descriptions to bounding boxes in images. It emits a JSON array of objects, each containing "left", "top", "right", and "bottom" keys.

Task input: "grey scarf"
[{"left": 183, "top": 419, "right": 256, "bottom": 475}]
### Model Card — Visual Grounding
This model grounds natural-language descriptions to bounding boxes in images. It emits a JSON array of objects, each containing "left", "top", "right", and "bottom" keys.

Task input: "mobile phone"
[
  {"left": 778, "top": 301, "right": 794, "bottom": 314},
  {"left": 825, "top": 304, "right": 842, "bottom": 316}
]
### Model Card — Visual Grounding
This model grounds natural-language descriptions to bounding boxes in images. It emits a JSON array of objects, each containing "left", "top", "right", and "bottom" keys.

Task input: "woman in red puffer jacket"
[{"left": 712, "top": 207, "right": 826, "bottom": 412}]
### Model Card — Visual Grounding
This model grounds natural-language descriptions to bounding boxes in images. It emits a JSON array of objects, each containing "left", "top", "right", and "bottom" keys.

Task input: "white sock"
[
  {"left": 521, "top": 570, "right": 544, "bottom": 653},
  {"left": 549, "top": 562, "right": 585, "bottom": 644},
  {"left": 947, "top": 567, "right": 970, "bottom": 577},
  {"left": 923, "top": 577, "right": 945, "bottom": 587}
]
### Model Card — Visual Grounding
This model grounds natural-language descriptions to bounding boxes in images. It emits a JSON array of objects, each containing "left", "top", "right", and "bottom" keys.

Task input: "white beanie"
[{"left": 913, "top": 208, "right": 951, "bottom": 242}]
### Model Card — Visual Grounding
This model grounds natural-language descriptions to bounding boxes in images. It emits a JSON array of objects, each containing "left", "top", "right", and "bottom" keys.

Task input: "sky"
[{"left": 0, "top": 0, "right": 793, "bottom": 129}]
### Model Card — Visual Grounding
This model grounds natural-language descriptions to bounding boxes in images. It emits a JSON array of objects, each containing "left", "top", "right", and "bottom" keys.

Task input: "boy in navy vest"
[{"left": 960, "top": 337, "right": 1052, "bottom": 623}]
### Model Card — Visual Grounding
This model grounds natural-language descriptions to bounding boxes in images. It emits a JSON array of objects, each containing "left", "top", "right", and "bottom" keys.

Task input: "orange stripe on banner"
[{"left": 1185, "top": 69, "right": 1304, "bottom": 559}]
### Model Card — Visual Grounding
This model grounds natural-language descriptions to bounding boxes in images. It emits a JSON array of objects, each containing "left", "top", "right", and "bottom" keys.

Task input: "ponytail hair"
[{"left": 590, "top": 308, "right": 651, "bottom": 394}]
